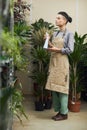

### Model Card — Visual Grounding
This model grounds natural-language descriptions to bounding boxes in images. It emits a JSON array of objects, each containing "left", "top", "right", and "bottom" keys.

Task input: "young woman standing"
[{"left": 45, "top": 11, "right": 74, "bottom": 121}]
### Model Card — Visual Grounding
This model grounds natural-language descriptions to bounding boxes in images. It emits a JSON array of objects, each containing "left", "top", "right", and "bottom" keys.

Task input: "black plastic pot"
[
  {"left": 44, "top": 99, "right": 52, "bottom": 109},
  {"left": 35, "top": 101, "right": 44, "bottom": 111}
]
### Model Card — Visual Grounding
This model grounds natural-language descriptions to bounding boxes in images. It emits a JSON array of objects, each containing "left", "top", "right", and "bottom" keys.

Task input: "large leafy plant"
[
  {"left": 69, "top": 32, "right": 87, "bottom": 101},
  {"left": 0, "top": 0, "right": 30, "bottom": 128},
  {"left": 31, "top": 18, "right": 55, "bottom": 31},
  {"left": 30, "top": 27, "right": 53, "bottom": 47},
  {"left": 14, "top": 21, "right": 30, "bottom": 44},
  {"left": 29, "top": 19, "right": 55, "bottom": 102}
]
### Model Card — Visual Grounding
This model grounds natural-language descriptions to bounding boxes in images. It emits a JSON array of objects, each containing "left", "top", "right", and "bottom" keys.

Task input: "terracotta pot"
[{"left": 68, "top": 100, "right": 81, "bottom": 112}]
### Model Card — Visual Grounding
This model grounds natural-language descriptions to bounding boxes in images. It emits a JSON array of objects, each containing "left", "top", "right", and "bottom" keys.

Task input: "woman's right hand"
[
  {"left": 44, "top": 32, "right": 53, "bottom": 48},
  {"left": 44, "top": 32, "right": 50, "bottom": 40}
]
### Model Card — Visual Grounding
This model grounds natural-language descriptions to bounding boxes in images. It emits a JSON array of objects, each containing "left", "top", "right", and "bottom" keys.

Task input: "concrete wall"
[
  {"left": 17, "top": 0, "right": 87, "bottom": 94},
  {"left": 30, "top": 0, "right": 87, "bottom": 34}
]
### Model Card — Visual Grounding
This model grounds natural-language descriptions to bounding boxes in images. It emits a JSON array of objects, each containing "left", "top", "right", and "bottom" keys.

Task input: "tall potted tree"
[
  {"left": 29, "top": 19, "right": 55, "bottom": 110},
  {"left": 30, "top": 46, "right": 50, "bottom": 110},
  {"left": 68, "top": 32, "right": 87, "bottom": 112}
]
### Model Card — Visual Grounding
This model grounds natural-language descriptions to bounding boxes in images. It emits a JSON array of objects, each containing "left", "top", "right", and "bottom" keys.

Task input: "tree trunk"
[{"left": 73, "top": 63, "right": 77, "bottom": 101}]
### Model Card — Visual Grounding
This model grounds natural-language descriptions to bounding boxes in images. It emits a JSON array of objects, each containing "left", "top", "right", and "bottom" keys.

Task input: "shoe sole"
[{"left": 54, "top": 117, "right": 68, "bottom": 121}]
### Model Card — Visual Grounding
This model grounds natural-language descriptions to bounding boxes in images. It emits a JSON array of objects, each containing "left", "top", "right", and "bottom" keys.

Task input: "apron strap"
[{"left": 55, "top": 29, "right": 67, "bottom": 38}]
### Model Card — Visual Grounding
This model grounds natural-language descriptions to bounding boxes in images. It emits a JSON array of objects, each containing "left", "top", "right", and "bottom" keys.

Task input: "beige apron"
[{"left": 45, "top": 36, "right": 69, "bottom": 94}]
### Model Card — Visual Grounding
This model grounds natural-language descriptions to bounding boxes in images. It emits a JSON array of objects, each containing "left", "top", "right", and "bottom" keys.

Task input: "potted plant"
[
  {"left": 29, "top": 19, "right": 55, "bottom": 110},
  {"left": 68, "top": 32, "right": 87, "bottom": 112},
  {"left": 30, "top": 46, "right": 50, "bottom": 111},
  {"left": 32, "top": 71, "right": 47, "bottom": 111}
]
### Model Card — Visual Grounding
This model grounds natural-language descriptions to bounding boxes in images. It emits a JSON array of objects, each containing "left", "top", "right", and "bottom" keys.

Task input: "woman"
[{"left": 45, "top": 11, "right": 74, "bottom": 121}]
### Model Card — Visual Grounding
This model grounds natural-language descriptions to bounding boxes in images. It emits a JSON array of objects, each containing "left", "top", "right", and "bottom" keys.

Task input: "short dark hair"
[{"left": 58, "top": 11, "right": 72, "bottom": 23}]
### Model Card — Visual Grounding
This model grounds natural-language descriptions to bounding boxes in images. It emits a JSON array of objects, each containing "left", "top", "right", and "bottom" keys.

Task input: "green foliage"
[
  {"left": 29, "top": 19, "right": 55, "bottom": 101},
  {"left": 0, "top": 0, "right": 29, "bottom": 127},
  {"left": 14, "top": 21, "right": 31, "bottom": 45},
  {"left": 0, "top": 79, "right": 28, "bottom": 124},
  {"left": 31, "top": 18, "right": 55, "bottom": 31},
  {"left": 30, "top": 27, "right": 54, "bottom": 47},
  {"left": 31, "top": 46, "right": 50, "bottom": 72},
  {"left": 69, "top": 32, "right": 87, "bottom": 66},
  {"left": 0, "top": 31, "right": 23, "bottom": 69},
  {"left": 10, "top": 86, "right": 28, "bottom": 123},
  {"left": 0, "top": 86, "right": 15, "bottom": 112},
  {"left": 30, "top": 18, "right": 56, "bottom": 47},
  {"left": 30, "top": 71, "right": 47, "bottom": 87},
  {"left": 0, "top": 21, "right": 31, "bottom": 70},
  {"left": 69, "top": 32, "right": 87, "bottom": 101}
]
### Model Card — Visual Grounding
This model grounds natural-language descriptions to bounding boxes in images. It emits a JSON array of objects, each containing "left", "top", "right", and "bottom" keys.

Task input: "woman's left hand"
[{"left": 47, "top": 46, "right": 61, "bottom": 53}]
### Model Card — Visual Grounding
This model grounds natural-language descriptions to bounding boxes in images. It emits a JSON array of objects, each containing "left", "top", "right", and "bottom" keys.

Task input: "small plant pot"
[
  {"left": 35, "top": 101, "right": 44, "bottom": 111},
  {"left": 68, "top": 100, "right": 81, "bottom": 112},
  {"left": 44, "top": 99, "right": 52, "bottom": 109}
]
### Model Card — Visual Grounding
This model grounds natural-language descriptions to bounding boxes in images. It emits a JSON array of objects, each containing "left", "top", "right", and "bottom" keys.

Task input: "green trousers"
[{"left": 52, "top": 91, "right": 68, "bottom": 114}]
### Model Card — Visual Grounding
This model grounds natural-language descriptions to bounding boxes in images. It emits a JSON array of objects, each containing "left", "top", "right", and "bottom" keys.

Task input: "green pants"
[{"left": 52, "top": 91, "right": 68, "bottom": 114}]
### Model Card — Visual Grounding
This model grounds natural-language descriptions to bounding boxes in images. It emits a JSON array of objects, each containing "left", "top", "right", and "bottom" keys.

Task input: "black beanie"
[{"left": 58, "top": 11, "right": 72, "bottom": 23}]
